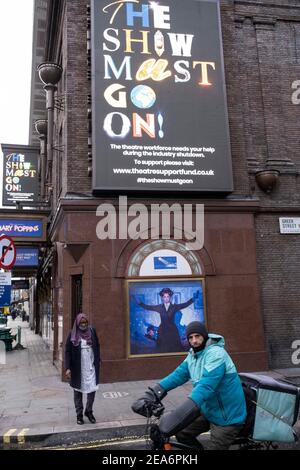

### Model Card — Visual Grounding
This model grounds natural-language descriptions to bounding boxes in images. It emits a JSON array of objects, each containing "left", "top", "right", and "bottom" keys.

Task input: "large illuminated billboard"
[{"left": 91, "top": 0, "right": 233, "bottom": 193}]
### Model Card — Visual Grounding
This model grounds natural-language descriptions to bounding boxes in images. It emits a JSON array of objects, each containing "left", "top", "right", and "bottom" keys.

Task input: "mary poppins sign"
[
  {"left": 1, "top": 144, "right": 39, "bottom": 205},
  {"left": 91, "top": 0, "right": 233, "bottom": 193}
]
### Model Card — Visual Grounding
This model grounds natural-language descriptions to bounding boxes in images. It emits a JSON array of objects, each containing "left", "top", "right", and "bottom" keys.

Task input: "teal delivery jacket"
[{"left": 160, "top": 334, "right": 247, "bottom": 426}]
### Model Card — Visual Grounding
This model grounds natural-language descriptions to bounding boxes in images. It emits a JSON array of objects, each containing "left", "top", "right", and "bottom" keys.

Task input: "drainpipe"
[{"left": 34, "top": 119, "right": 48, "bottom": 199}]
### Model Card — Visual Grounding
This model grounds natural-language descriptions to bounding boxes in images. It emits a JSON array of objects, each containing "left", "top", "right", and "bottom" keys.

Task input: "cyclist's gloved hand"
[
  {"left": 159, "top": 398, "right": 201, "bottom": 437},
  {"left": 131, "top": 384, "right": 167, "bottom": 417},
  {"left": 150, "top": 383, "right": 167, "bottom": 401}
]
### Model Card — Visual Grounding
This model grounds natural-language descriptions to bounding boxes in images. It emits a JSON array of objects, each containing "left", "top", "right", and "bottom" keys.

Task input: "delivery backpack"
[{"left": 239, "top": 373, "right": 300, "bottom": 443}]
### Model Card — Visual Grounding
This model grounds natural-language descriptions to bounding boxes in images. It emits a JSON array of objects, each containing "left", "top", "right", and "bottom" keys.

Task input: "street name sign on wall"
[
  {"left": 1, "top": 144, "right": 39, "bottom": 206},
  {"left": 91, "top": 0, "right": 233, "bottom": 193},
  {"left": 279, "top": 217, "right": 300, "bottom": 234}
]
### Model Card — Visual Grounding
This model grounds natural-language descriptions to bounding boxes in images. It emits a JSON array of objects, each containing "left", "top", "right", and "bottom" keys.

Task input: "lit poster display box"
[
  {"left": 1, "top": 144, "right": 39, "bottom": 206},
  {"left": 15, "top": 248, "right": 39, "bottom": 267},
  {"left": 91, "top": 0, "right": 233, "bottom": 193}
]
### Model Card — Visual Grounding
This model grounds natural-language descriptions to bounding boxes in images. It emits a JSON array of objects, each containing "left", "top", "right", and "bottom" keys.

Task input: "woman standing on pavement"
[{"left": 65, "top": 313, "right": 101, "bottom": 425}]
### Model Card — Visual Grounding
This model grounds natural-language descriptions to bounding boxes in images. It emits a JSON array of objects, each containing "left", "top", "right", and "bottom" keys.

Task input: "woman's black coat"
[{"left": 65, "top": 327, "right": 101, "bottom": 390}]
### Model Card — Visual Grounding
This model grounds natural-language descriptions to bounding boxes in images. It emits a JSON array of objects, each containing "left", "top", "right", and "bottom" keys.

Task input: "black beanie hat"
[{"left": 186, "top": 321, "right": 208, "bottom": 342}]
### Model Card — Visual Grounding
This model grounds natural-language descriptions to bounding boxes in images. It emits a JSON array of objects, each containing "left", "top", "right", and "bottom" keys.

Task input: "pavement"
[{"left": 0, "top": 317, "right": 300, "bottom": 449}]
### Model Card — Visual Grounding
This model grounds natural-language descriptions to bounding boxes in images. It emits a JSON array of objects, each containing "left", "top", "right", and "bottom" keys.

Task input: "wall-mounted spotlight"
[
  {"left": 38, "top": 62, "right": 62, "bottom": 87},
  {"left": 255, "top": 169, "right": 280, "bottom": 193},
  {"left": 34, "top": 119, "right": 48, "bottom": 136}
]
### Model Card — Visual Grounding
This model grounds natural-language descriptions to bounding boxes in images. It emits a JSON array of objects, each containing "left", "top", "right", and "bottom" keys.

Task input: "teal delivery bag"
[{"left": 239, "top": 373, "right": 300, "bottom": 443}]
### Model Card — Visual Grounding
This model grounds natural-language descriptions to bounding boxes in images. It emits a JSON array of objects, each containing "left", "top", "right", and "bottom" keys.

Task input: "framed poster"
[{"left": 127, "top": 278, "right": 205, "bottom": 357}]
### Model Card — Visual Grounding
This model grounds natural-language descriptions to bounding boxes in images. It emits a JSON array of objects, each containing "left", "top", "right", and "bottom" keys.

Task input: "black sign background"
[
  {"left": 1, "top": 144, "right": 39, "bottom": 206},
  {"left": 91, "top": 0, "right": 233, "bottom": 193},
  {"left": 12, "top": 280, "right": 29, "bottom": 290}
]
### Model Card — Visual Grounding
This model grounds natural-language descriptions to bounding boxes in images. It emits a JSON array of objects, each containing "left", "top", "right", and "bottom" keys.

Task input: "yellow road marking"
[
  {"left": 17, "top": 428, "right": 30, "bottom": 444},
  {"left": 3, "top": 428, "right": 17, "bottom": 444},
  {"left": 32, "top": 436, "right": 148, "bottom": 451},
  {"left": 65, "top": 437, "right": 147, "bottom": 450},
  {"left": 33, "top": 434, "right": 209, "bottom": 451},
  {"left": 31, "top": 432, "right": 212, "bottom": 451}
]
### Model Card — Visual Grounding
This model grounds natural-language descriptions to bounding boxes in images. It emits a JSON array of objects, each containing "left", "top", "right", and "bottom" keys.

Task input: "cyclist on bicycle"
[{"left": 135, "top": 321, "right": 247, "bottom": 450}]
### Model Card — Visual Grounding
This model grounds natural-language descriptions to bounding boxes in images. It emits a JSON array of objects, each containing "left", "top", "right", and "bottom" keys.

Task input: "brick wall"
[
  {"left": 255, "top": 213, "right": 300, "bottom": 367},
  {"left": 58, "top": 1, "right": 300, "bottom": 199},
  {"left": 221, "top": 1, "right": 300, "bottom": 368},
  {"left": 64, "top": 0, "right": 91, "bottom": 195},
  {"left": 52, "top": 0, "right": 300, "bottom": 369}
]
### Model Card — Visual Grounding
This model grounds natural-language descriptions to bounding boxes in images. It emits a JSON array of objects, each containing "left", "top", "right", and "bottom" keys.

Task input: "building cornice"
[{"left": 48, "top": 196, "right": 261, "bottom": 241}]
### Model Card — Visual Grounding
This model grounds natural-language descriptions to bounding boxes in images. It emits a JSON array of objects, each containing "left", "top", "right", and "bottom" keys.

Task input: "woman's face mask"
[{"left": 79, "top": 323, "right": 88, "bottom": 331}]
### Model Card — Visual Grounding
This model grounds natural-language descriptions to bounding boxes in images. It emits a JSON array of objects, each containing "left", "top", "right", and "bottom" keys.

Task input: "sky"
[{"left": 0, "top": 0, "right": 34, "bottom": 146}]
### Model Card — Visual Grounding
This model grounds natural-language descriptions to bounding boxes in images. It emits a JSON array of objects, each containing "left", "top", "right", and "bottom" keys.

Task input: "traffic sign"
[{"left": 0, "top": 235, "right": 16, "bottom": 269}]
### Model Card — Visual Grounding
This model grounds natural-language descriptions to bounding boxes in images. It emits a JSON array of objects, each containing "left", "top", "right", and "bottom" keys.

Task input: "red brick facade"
[{"left": 31, "top": 0, "right": 300, "bottom": 380}]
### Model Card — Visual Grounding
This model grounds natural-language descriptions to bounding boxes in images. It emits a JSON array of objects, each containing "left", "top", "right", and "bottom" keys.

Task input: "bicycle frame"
[
  {"left": 148, "top": 422, "right": 204, "bottom": 451},
  {"left": 143, "top": 401, "right": 278, "bottom": 451}
]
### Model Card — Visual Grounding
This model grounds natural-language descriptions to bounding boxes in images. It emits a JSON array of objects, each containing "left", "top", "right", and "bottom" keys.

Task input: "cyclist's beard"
[{"left": 190, "top": 341, "right": 207, "bottom": 353}]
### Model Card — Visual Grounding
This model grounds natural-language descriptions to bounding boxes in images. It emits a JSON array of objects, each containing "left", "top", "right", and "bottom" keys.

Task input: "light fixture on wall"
[
  {"left": 34, "top": 118, "right": 48, "bottom": 136},
  {"left": 38, "top": 63, "right": 62, "bottom": 86},
  {"left": 255, "top": 169, "right": 280, "bottom": 193}
]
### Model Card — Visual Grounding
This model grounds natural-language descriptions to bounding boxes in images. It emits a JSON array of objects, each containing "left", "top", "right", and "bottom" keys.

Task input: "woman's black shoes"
[
  {"left": 76, "top": 412, "right": 96, "bottom": 424},
  {"left": 84, "top": 411, "right": 96, "bottom": 423}
]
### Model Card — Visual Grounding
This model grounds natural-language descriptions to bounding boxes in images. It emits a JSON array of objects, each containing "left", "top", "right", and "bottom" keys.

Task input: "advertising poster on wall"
[
  {"left": 15, "top": 248, "right": 39, "bottom": 267},
  {"left": 127, "top": 278, "right": 205, "bottom": 356},
  {"left": 1, "top": 144, "right": 39, "bottom": 206},
  {"left": 91, "top": 0, "right": 233, "bottom": 193},
  {"left": 0, "top": 272, "right": 11, "bottom": 307}
]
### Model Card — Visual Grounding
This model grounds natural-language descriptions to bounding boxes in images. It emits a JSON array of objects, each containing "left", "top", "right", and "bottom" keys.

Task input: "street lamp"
[{"left": 37, "top": 63, "right": 63, "bottom": 196}]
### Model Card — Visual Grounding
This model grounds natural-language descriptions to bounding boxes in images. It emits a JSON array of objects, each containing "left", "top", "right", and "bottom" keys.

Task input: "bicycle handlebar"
[
  {"left": 132, "top": 396, "right": 165, "bottom": 418},
  {"left": 149, "top": 401, "right": 165, "bottom": 418}
]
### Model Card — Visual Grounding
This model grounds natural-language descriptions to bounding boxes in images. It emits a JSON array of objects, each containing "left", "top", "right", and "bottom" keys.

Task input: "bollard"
[
  {"left": 17, "top": 326, "right": 21, "bottom": 344},
  {"left": 13, "top": 325, "right": 25, "bottom": 350},
  {"left": 0, "top": 340, "right": 6, "bottom": 364}
]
